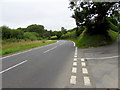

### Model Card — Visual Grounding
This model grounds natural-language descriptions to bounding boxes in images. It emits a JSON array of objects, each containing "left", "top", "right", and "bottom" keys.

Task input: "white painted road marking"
[
  {"left": 43, "top": 46, "right": 57, "bottom": 53},
  {"left": 81, "top": 62, "right": 86, "bottom": 67},
  {"left": 75, "top": 51, "right": 77, "bottom": 53},
  {"left": 0, "top": 60, "right": 28, "bottom": 74},
  {"left": 84, "top": 76, "right": 91, "bottom": 86},
  {"left": 82, "top": 68, "right": 88, "bottom": 74},
  {"left": 73, "top": 42, "right": 75, "bottom": 47},
  {"left": 73, "top": 62, "right": 77, "bottom": 66},
  {"left": 59, "top": 42, "right": 64, "bottom": 46},
  {"left": 81, "top": 58, "right": 85, "bottom": 61},
  {"left": 70, "top": 76, "right": 76, "bottom": 84},
  {"left": 75, "top": 47, "right": 77, "bottom": 51},
  {"left": 74, "top": 58, "right": 77, "bottom": 61},
  {"left": 86, "top": 56, "right": 119, "bottom": 60},
  {"left": 74, "top": 53, "right": 77, "bottom": 56},
  {"left": 72, "top": 67, "right": 77, "bottom": 73},
  {"left": 75, "top": 51, "right": 77, "bottom": 54},
  {"left": 77, "top": 56, "right": 119, "bottom": 60},
  {"left": 74, "top": 55, "right": 77, "bottom": 58},
  {"left": 1, "top": 41, "right": 58, "bottom": 59}
]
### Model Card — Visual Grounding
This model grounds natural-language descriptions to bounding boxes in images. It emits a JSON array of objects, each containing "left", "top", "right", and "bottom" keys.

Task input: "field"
[{"left": 1, "top": 40, "right": 56, "bottom": 55}]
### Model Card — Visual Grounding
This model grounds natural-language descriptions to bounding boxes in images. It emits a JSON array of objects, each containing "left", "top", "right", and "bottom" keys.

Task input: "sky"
[{"left": 0, "top": 0, "right": 76, "bottom": 31}]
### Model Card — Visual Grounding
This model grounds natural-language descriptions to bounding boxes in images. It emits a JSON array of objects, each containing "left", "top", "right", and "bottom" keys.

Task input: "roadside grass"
[
  {"left": 76, "top": 30, "right": 119, "bottom": 48},
  {"left": 1, "top": 40, "right": 56, "bottom": 55},
  {"left": 108, "top": 30, "right": 119, "bottom": 41}
]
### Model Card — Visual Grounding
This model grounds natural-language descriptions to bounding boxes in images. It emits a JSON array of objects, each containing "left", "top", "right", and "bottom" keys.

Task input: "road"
[{"left": 1, "top": 40, "right": 119, "bottom": 88}]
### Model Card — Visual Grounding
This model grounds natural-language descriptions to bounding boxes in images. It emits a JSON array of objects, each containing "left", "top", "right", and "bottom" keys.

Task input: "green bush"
[
  {"left": 1, "top": 26, "right": 11, "bottom": 39},
  {"left": 61, "top": 31, "right": 76, "bottom": 39},
  {"left": 23, "top": 32, "right": 38, "bottom": 41},
  {"left": 38, "top": 37, "right": 43, "bottom": 40},
  {"left": 1, "top": 26, "right": 24, "bottom": 39},
  {"left": 76, "top": 26, "right": 85, "bottom": 36},
  {"left": 50, "top": 36, "right": 57, "bottom": 40}
]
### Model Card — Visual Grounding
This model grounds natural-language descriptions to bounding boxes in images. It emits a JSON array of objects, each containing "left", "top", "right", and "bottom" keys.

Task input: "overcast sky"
[{"left": 0, "top": 0, "right": 76, "bottom": 31}]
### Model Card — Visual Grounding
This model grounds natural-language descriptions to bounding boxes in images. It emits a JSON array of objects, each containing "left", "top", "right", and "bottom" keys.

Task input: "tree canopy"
[{"left": 69, "top": 0, "right": 119, "bottom": 34}]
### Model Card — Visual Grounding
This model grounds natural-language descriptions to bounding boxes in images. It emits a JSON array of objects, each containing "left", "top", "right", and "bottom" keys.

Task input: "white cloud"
[
  {"left": 69, "top": 0, "right": 79, "bottom": 3},
  {"left": 0, "top": 0, "right": 76, "bottom": 30}
]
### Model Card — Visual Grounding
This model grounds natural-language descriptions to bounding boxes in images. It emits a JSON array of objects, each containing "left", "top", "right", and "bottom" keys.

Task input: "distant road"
[{"left": 1, "top": 40, "right": 118, "bottom": 88}]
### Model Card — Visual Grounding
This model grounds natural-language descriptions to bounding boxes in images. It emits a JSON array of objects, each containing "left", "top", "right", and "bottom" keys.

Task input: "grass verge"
[
  {"left": 1, "top": 40, "right": 56, "bottom": 55},
  {"left": 76, "top": 30, "right": 119, "bottom": 48}
]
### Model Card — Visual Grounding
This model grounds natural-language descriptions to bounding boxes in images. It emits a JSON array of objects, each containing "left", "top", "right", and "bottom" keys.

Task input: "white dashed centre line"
[
  {"left": 82, "top": 68, "right": 88, "bottom": 74},
  {"left": 73, "top": 62, "right": 77, "bottom": 66},
  {"left": 74, "top": 52, "right": 77, "bottom": 55},
  {"left": 74, "top": 58, "right": 77, "bottom": 61},
  {"left": 59, "top": 42, "right": 64, "bottom": 46},
  {"left": 74, "top": 55, "right": 77, "bottom": 58},
  {"left": 72, "top": 46, "right": 92, "bottom": 87},
  {"left": 0, "top": 60, "right": 28, "bottom": 74},
  {"left": 72, "top": 67, "right": 77, "bottom": 73},
  {"left": 70, "top": 46, "right": 78, "bottom": 85},
  {"left": 43, "top": 46, "right": 57, "bottom": 53},
  {"left": 81, "top": 62, "right": 86, "bottom": 67},
  {"left": 84, "top": 76, "right": 91, "bottom": 86},
  {"left": 70, "top": 76, "right": 76, "bottom": 84},
  {"left": 75, "top": 47, "right": 77, "bottom": 50}
]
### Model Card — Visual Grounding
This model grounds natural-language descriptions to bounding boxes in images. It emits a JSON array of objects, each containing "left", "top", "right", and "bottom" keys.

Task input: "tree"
[
  {"left": 69, "top": 1, "right": 119, "bottom": 35},
  {"left": 1, "top": 26, "right": 11, "bottom": 39},
  {"left": 26, "top": 24, "right": 45, "bottom": 37},
  {"left": 61, "top": 27, "right": 67, "bottom": 34},
  {"left": 53, "top": 31, "right": 62, "bottom": 39},
  {"left": 10, "top": 29, "right": 24, "bottom": 39}
]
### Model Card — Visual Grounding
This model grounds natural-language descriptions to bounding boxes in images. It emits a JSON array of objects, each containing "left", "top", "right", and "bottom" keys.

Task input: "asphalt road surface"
[{"left": 1, "top": 40, "right": 119, "bottom": 88}]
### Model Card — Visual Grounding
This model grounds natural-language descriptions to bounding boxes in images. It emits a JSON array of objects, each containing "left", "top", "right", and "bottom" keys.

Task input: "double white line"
[
  {"left": 81, "top": 58, "right": 91, "bottom": 86},
  {"left": 70, "top": 47, "right": 78, "bottom": 85}
]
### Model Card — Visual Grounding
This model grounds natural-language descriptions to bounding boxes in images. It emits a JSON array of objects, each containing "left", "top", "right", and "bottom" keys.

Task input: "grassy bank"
[
  {"left": 1, "top": 40, "right": 56, "bottom": 55},
  {"left": 76, "top": 30, "right": 119, "bottom": 48},
  {"left": 60, "top": 29, "right": 119, "bottom": 48}
]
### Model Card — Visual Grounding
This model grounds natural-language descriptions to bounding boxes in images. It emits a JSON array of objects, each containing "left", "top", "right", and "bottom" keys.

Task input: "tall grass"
[{"left": 1, "top": 40, "right": 56, "bottom": 55}]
